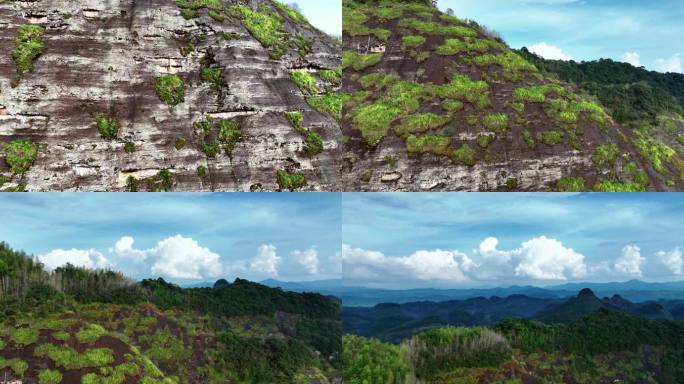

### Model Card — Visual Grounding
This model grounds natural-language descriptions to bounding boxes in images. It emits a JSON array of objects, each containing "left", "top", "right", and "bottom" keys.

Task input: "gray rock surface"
[{"left": 0, "top": 0, "right": 341, "bottom": 191}]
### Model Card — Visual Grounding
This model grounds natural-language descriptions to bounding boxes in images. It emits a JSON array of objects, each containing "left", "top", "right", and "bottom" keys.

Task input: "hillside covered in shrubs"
[
  {"left": 0, "top": 242, "right": 341, "bottom": 383},
  {"left": 343, "top": 309, "right": 684, "bottom": 383}
]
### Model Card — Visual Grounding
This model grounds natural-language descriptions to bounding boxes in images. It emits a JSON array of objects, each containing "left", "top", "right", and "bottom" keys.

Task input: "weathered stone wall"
[{"left": 0, "top": 0, "right": 341, "bottom": 191}]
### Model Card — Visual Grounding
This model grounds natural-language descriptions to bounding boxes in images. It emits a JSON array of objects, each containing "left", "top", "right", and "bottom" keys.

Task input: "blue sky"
[
  {"left": 0, "top": 193, "right": 341, "bottom": 283},
  {"left": 437, "top": 0, "right": 684, "bottom": 73},
  {"left": 343, "top": 193, "right": 684, "bottom": 289},
  {"left": 290, "top": 0, "right": 341, "bottom": 36}
]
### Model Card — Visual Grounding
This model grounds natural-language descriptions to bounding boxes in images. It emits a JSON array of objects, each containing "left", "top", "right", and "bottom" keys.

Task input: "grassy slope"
[{"left": 342, "top": 0, "right": 683, "bottom": 191}]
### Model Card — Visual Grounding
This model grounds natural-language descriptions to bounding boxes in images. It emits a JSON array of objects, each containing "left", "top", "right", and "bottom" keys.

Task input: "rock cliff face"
[
  {"left": 0, "top": 0, "right": 341, "bottom": 191},
  {"left": 341, "top": 0, "right": 679, "bottom": 191}
]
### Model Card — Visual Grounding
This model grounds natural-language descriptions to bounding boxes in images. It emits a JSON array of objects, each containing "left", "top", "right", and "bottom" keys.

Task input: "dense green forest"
[
  {"left": 516, "top": 49, "right": 684, "bottom": 142},
  {"left": 0, "top": 242, "right": 341, "bottom": 383},
  {"left": 343, "top": 309, "right": 684, "bottom": 383}
]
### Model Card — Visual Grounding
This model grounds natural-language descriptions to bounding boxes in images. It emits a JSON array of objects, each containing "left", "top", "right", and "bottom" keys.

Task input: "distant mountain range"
[
  {"left": 344, "top": 287, "right": 684, "bottom": 342},
  {"left": 342, "top": 279, "right": 684, "bottom": 306}
]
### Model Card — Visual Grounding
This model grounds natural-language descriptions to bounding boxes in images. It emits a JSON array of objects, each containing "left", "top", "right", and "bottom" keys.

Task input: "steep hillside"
[
  {"left": 0, "top": 242, "right": 341, "bottom": 383},
  {"left": 517, "top": 49, "right": 684, "bottom": 185},
  {"left": 0, "top": 0, "right": 341, "bottom": 191},
  {"left": 341, "top": 0, "right": 682, "bottom": 191}
]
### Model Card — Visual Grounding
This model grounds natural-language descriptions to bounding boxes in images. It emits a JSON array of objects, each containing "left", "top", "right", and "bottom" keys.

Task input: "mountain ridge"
[{"left": 343, "top": 287, "right": 683, "bottom": 342}]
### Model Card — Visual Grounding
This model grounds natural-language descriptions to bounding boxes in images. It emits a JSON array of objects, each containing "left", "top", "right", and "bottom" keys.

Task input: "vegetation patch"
[
  {"left": 12, "top": 24, "right": 45, "bottom": 85},
  {"left": 199, "top": 55, "right": 225, "bottom": 91},
  {"left": 124, "top": 142, "right": 135, "bottom": 153},
  {"left": 436, "top": 38, "right": 504, "bottom": 56},
  {"left": 593, "top": 179, "right": 646, "bottom": 192},
  {"left": 232, "top": 4, "right": 289, "bottom": 59},
  {"left": 285, "top": 111, "right": 324, "bottom": 156},
  {"left": 151, "top": 169, "right": 173, "bottom": 192},
  {"left": 274, "top": 1, "right": 310, "bottom": 25},
  {"left": 153, "top": 75, "right": 185, "bottom": 106},
  {"left": 452, "top": 144, "right": 476, "bottom": 166},
  {"left": 411, "top": 326, "right": 512, "bottom": 378},
  {"left": 536, "top": 131, "right": 564, "bottom": 146},
  {"left": 522, "top": 129, "right": 535, "bottom": 149},
  {"left": 11, "top": 327, "right": 39, "bottom": 346},
  {"left": 557, "top": 177, "right": 586, "bottom": 192},
  {"left": 194, "top": 118, "right": 243, "bottom": 159},
  {"left": 435, "top": 74, "right": 490, "bottom": 108},
  {"left": 222, "top": 32, "right": 239, "bottom": 41},
  {"left": 38, "top": 369, "right": 62, "bottom": 384},
  {"left": 96, "top": 113, "right": 119, "bottom": 140},
  {"left": 373, "top": 6, "right": 403, "bottom": 21},
  {"left": 477, "top": 133, "right": 495, "bottom": 149},
  {"left": 634, "top": 137, "right": 675, "bottom": 173},
  {"left": 514, "top": 83, "right": 566, "bottom": 103},
  {"left": 546, "top": 98, "right": 607, "bottom": 127},
  {"left": 76, "top": 323, "right": 107, "bottom": 344},
  {"left": 470, "top": 51, "right": 537, "bottom": 81},
  {"left": 592, "top": 143, "right": 620, "bottom": 168},
  {"left": 174, "top": 137, "right": 186, "bottom": 150},
  {"left": 319, "top": 68, "right": 343, "bottom": 86},
  {"left": 398, "top": 18, "right": 477, "bottom": 37},
  {"left": 351, "top": 102, "right": 401, "bottom": 147},
  {"left": 343, "top": 5, "right": 391, "bottom": 41},
  {"left": 3, "top": 139, "right": 38, "bottom": 174},
  {"left": 277, "top": 170, "right": 306, "bottom": 190},
  {"left": 406, "top": 135, "right": 452, "bottom": 157},
  {"left": 395, "top": 113, "right": 451, "bottom": 137},
  {"left": 306, "top": 93, "right": 345, "bottom": 120},
  {"left": 196, "top": 165, "right": 206, "bottom": 178},
  {"left": 442, "top": 100, "right": 464, "bottom": 113},
  {"left": 290, "top": 70, "right": 319, "bottom": 95},
  {"left": 402, "top": 35, "right": 426, "bottom": 49},
  {"left": 342, "top": 51, "right": 383, "bottom": 71},
  {"left": 482, "top": 113, "right": 509, "bottom": 134},
  {"left": 34, "top": 344, "right": 114, "bottom": 369}
]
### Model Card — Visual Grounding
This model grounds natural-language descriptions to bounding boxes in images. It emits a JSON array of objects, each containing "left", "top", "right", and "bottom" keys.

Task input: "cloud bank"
[
  {"left": 40, "top": 235, "right": 333, "bottom": 281},
  {"left": 344, "top": 237, "right": 684, "bottom": 287}
]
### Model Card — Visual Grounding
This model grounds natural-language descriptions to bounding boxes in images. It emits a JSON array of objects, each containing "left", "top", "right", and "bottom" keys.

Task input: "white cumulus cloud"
[
  {"left": 528, "top": 42, "right": 574, "bottom": 61},
  {"left": 655, "top": 54, "right": 683, "bottom": 73},
  {"left": 149, "top": 235, "right": 223, "bottom": 279},
  {"left": 622, "top": 52, "right": 641, "bottom": 67},
  {"left": 250, "top": 244, "right": 281, "bottom": 277},
  {"left": 342, "top": 244, "right": 473, "bottom": 283},
  {"left": 614, "top": 245, "right": 645, "bottom": 277},
  {"left": 514, "top": 236, "right": 587, "bottom": 280},
  {"left": 110, "top": 236, "right": 148, "bottom": 262},
  {"left": 657, "top": 248, "right": 683, "bottom": 275},
  {"left": 39, "top": 249, "right": 109, "bottom": 270},
  {"left": 292, "top": 247, "right": 319, "bottom": 274}
]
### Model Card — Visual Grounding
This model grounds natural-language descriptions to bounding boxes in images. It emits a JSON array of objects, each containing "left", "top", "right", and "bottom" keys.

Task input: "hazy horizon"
[{"left": 343, "top": 193, "right": 684, "bottom": 290}]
